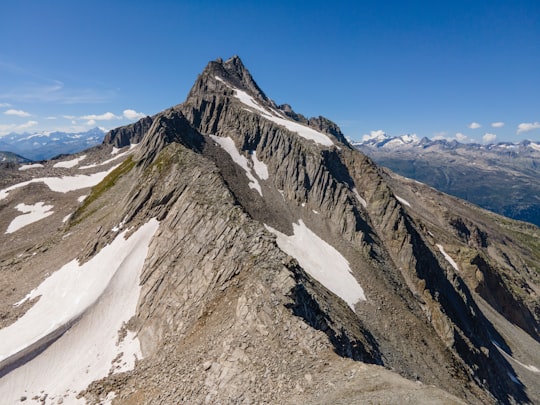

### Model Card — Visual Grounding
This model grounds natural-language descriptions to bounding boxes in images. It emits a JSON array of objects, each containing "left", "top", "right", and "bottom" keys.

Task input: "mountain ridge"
[{"left": 353, "top": 132, "right": 540, "bottom": 152}]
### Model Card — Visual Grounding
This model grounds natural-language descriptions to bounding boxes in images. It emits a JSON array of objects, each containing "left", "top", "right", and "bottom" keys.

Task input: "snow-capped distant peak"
[
  {"left": 530, "top": 142, "right": 540, "bottom": 152},
  {"left": 401, "top": 134, "right": 419, "bottom": 144},
  {"left": 361, "top": 130, "right": 388, "bottom": 143},
  {"left": 357, "top": 132, "right": 420, "bottom": 149}
]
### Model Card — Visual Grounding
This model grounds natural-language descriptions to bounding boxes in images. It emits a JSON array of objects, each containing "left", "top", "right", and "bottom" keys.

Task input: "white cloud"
[
  {"left": 491, "top": 121, "right": 504, "bottom": 128},
  {"left": 0, "top": 102, "right": 11, "bottom": 107},
  {"left": 18, "top": 120, "right": 38, "bottom": 130},
  {"left": 0, "top": 124, "right": 16, "bottom": 135},
  {"left": 482, "top": 133, "right": 497, "bottom": 143},
  {"left": 0, "top": 120, "right": 39, "bottom": 135},
  {"left": 517, "top": 122, "right": 540, "bottom": 134},
  {"left": 433, "top": 132, "right": 470, "bottom": 143},
  {"left": 62, "top": 115, "right": 76, "bottom": 120},
  {"left": 4, "top": 109, "right": 31, "bottom": 117},
  {"left": 362, "top": 129, "right": 386, "bottom": 142},
  {"left": 80, "top": 112, "right": 119, "bottom": 121},
  {"left": 86, "top": 119, "right": 97, "bottom": 126},
  {"left": 123, "top": 109, "right": 145, "bottom": 120},
  {"left": 468, "top": 122, "right": 481, "bottom": 129},
  {"left": 45, "top": 116, "right": 57, "bottom": 120}
]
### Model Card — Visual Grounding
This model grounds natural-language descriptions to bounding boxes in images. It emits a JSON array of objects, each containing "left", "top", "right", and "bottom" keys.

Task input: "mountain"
[
  {"left": 0, "top": 151, "right": 31, "bottom": 164},
  {"left": 0, "top": 56, "right": 539, "bottom": 404},
  {"left": 0, "top": 127, "right": 106, "bottom": 161},
  {"left": 353, "top": 134, "right": 540, "bottom": 227}
]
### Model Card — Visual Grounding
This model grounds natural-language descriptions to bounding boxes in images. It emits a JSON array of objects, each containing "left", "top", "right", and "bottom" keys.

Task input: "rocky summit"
[{"left": 0, "top": 56, "right": 539, "bottom": 404}]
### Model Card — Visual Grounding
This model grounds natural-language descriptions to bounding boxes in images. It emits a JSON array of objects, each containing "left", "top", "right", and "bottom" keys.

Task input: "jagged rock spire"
[{"left": 186, "top": 55, "right": 270, "bottom": 104}]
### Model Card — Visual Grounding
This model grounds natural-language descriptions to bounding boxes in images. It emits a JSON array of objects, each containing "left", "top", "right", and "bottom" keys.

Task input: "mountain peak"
[
  {"left": 182, "top": 56, "right": 349, "bottom": 146},
  {"left": 187, "top": 55, "right": 269, "bottom": 104}
]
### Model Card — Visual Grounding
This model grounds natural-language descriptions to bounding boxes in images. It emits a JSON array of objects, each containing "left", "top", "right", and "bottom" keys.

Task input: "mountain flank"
[{"left": 0, "top": 56, "right": 539, "bottom": 404}]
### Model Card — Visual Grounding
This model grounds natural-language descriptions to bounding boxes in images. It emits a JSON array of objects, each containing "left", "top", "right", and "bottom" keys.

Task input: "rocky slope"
[
  {"left": 0, "top": 56, "right": 539, "bottom": 404},
  {"left": 354, "top": 134, "right": 540, "bottom": 227}
]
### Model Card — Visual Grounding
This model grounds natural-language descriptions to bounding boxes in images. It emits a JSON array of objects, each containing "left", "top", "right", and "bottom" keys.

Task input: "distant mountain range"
[
  {"left": 0, "top": 127, "right": 105, "bottom": 161},
  {"left": 353, "top": 134, "right": 540, "bottom": 226}
]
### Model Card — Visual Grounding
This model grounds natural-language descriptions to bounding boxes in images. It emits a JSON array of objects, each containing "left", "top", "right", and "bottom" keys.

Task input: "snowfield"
[
  {"left": 216, "top": 76, "right": 334, "bottom": 147},
  {"left": 0, "top": 164, "right": 121, "bottom": 201},
  {"left": 5, "top": 202, "right": 54, "bottom": 234},
  {"left": 265, "top": 220, "right": 366, "bottom": 311},
  {"left": 210, "top": 135, "right": 263, "bottom": 195},
  {"left": 18, "top": 163, "right": 44, "bottom": 171},
  {"left": 79, "top": 149, "right": 133, "bottom": 170},
  {"left": 0, "top": 219, "right": 159, "bottom": 403},
  {"left": 53, "top": 155, "right": 86, "bottom": 168}
]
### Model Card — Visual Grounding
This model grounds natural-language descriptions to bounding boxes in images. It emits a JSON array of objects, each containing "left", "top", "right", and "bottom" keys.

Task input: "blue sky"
[{"left": 1, "top": 0, "right": 539, "bottom": 143}]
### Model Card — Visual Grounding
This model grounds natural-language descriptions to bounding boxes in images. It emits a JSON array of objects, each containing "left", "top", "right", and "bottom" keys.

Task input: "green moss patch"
[{"left": 70, "top": 157, "right": 136, "bottom": 224}]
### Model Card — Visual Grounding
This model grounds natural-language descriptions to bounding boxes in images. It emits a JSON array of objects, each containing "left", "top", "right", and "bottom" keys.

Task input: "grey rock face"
[{"left": 103, "top": 116, "right": 153, "bottom": 148}]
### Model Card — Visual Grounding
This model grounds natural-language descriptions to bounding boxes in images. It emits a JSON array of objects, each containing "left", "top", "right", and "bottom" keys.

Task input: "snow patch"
[
  {"left": 77, "top": 195, "right": 87, "bottom": 203},
  {"left": 62, "top": 214, "right": 71, "bottom": 223},
  {"left": 5, "top": 202, "right": 54, "bottom": 234},
  {"left": 0, "top": 164, "right": 120, "bottom": 200},
  {"left": 53, "top": 155, "right": 86, "bottom": 168},
  {"left": 395, "top": 195, "right": 411, "bottom": 207},
  {"left": 0, "top": 219, "right": 159, "bottom": 403},
  {"left": 492, "top": 340, "right": 540, "bottom": 373},
  {"left": 210, "top": 135, "right": 262, "bottom": 195},
  {"left": 18, "top": 163, "right": 44, "bottom": 171},
  {"left": 436, "top": 244, "right": 460, "bottom": 272},
  {"left": 103, "top": 391, "right": 117, "bottom": 404},
  {"left": 112, "top": 218, "right": 127, "bottom": 233},
  {"left": 251, "top": 151, "right": 269, "bottom": 180},
  {"left": 217, "top": 76, "right": 334, "bottom": 147},
  {"left": 352, "top": 187, "right": 367, "bottom": 208},
  {"left": 79, "top": 150, "right": 131, "bottom": 169},
  {"left": 265, "top": 220, "right": 366, "bottom": 311},
  {"left": 233, "top": 88, "right": 274, "bottom": 116}
]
